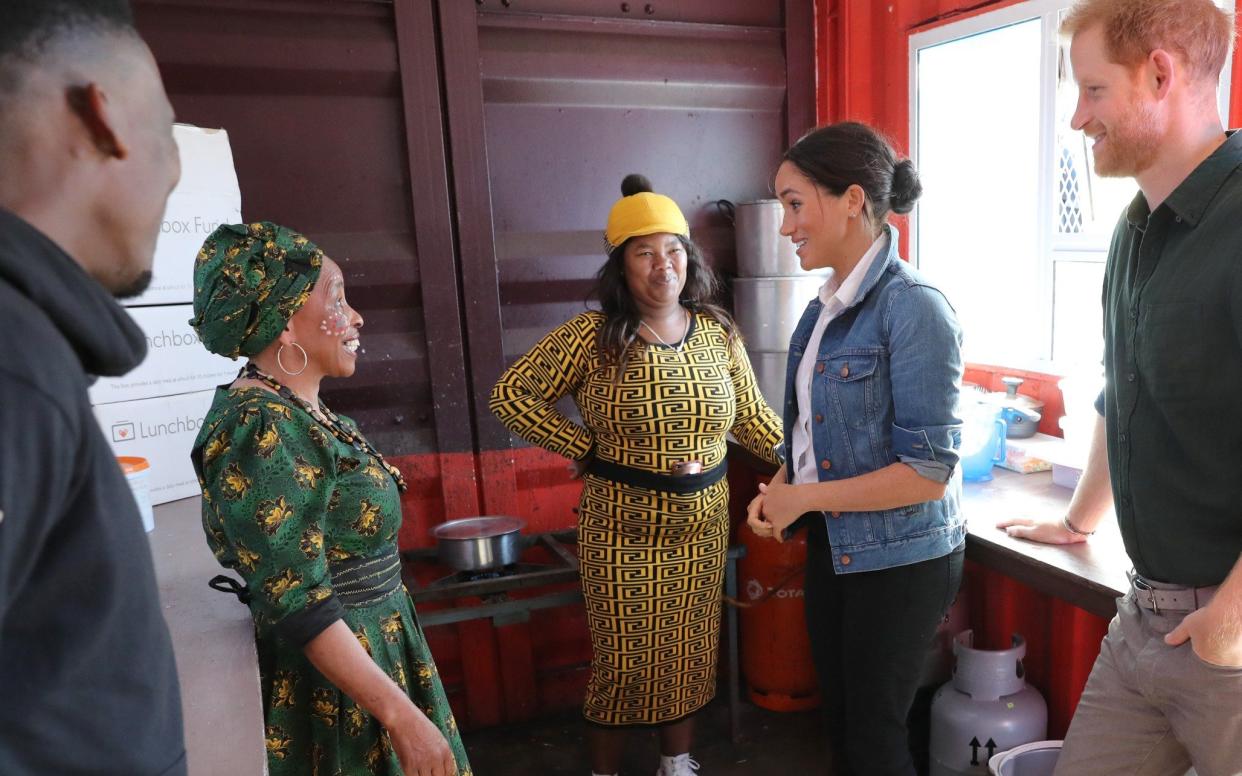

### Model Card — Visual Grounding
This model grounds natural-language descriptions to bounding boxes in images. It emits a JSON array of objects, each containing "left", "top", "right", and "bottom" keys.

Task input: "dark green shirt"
[{"left": 1096, "top": 130, "right": 1242, "bottom": 586}]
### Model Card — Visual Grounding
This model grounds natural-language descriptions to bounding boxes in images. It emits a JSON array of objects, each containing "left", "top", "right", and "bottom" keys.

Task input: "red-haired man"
[{"left": 1000, "top": 1, "right": 1242, "bottom": 773}]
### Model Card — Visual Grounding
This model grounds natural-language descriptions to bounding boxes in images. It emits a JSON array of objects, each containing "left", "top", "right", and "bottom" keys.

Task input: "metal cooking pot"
[
  {"left": 733, "top": 277, "right": 823, "bottom": 351},
  {"left": 983, "top": 377, "right": 1044, "bottom": 439},
  {"left": 431, "top": 516, "right": 525, "bottom": 572},
  {"left": 718, "top": 199, "right": 827, "bottom": 278}
]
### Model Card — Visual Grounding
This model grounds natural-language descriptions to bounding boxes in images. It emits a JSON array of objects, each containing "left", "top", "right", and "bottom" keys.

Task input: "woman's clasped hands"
[{"left": 746, "top": 469, "right": 809, "bottom": 542}]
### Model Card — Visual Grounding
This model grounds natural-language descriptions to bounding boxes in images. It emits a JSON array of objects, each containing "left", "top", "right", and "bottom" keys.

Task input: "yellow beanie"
[{"left": 604, "top": 174, "right": 690, "bottom": 253}]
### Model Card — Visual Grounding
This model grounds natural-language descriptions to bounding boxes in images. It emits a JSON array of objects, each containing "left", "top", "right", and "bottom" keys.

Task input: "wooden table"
[{"left": 961, "top": 468, "right": 1128, "bottom": 619}]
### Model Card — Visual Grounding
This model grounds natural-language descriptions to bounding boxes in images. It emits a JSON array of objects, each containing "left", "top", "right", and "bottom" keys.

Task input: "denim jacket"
[{"left": 782, "top": 225, "right": 964, "bottom": 574}]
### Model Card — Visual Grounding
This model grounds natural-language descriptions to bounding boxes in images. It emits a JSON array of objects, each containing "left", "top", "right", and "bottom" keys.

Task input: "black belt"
[
  {"left": 208, "top": 546, "right": 402, "bottom": 610},
  {"left": 587, "top": 458, "right": 727, "bottom": 494},
  {"left": 330, "top": 546, "right": 403, "bottom": 609}
]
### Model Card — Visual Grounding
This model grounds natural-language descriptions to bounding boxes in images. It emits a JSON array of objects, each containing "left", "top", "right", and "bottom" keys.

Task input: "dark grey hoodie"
[{"left": 0, "top": 208, "right": 186, "bottom": 775}]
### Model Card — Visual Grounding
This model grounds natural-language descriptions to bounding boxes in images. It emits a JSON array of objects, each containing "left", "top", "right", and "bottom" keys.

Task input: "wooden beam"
[
  {"left": 393, "top": 0, "right": 481, "bottom": 518},
  {"left": 437, "top": 0, "right": 521, "bottom": 517}
]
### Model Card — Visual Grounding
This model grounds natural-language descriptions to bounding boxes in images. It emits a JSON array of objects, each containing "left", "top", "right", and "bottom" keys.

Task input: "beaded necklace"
[{"left": 240, "top": 363, "right": 407, "bottom": 492}]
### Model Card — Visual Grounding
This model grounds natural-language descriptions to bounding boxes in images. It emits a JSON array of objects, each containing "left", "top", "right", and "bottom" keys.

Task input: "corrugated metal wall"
[
  {"left": 483, "top": 3, "right": 790, "bottom": 339},
  {"left": 136, "top": 0, "right": 446, "bottom": 457},
  {"left": 440, "top": 0, "right": 815, "bottom": 524}
]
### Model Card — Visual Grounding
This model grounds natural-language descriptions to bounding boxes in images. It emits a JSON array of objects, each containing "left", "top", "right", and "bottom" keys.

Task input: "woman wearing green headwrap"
[{"left": 189, "top": 222, "right": 470, "bottom": 776}]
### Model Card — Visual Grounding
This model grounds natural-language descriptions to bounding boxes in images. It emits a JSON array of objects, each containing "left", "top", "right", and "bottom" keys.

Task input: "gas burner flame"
[{"left": 458, "top": 565, "right": 515, "bottom": 583}]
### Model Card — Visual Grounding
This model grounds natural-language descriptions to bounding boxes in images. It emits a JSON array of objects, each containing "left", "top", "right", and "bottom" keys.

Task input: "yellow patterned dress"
[
  {"left": 191, "top": 386, "right": 471, "bottom": 775},
  {"left": 490, "top": 310, "right": 782, "bottom": 725}
]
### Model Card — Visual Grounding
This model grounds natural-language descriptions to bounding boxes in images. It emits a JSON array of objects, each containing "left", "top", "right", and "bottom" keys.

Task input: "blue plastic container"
[{"left": 960, "top": 403, "right": 1006, "bottom": 483}]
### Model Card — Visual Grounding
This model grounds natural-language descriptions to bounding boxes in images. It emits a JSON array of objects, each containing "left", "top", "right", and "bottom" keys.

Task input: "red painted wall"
[
  {"left": 393, "top": 446, "right": 587, "bottom": 729},
  {"left": 963, "top": 365, "right": 1067, "bottom": 437},
  {"left": 394, "top": 448, "right": 582, "bottom": 552}
]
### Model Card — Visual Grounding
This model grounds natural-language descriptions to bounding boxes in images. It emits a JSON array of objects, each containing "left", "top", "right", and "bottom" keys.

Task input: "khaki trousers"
[{"left": 1054, "top": 591, "right": 1242, "bottom": 776}]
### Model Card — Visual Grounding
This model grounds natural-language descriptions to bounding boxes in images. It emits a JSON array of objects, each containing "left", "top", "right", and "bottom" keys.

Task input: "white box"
[
  {"left": 93, "top": 390, "right": 217, "bottom": 506},
  {"left": 1038, "top": 435, "right": 1089, "bottom": 491},
  {"left": 128, "top": 124, "right": 241, "bottom": 306},
  {"left": 1052, "top": 462, "right": 1084, "bottom": 490},
  {"left": 89, "top": 304, "right": 238, "bottom": 405}
]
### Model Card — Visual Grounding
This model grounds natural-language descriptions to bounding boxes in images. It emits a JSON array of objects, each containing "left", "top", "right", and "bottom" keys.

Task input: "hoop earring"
[{"left": 277, "top": 342, "right": 309, "bottom": 376}]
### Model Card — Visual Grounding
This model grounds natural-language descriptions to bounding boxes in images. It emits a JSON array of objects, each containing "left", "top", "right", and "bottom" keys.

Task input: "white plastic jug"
[{"left": 118, "top": 456, "right": 154, "bottom": 532}]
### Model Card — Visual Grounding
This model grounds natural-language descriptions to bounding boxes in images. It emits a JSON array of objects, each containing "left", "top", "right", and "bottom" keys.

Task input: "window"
[{"left": 909, "top": 0, "right": 1234, "bottom": 370}]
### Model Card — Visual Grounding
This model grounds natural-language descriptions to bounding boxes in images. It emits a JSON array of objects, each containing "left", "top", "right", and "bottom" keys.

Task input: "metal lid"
[
  {"left": 432, "top": 516, "right": 525, "bottom": 540},
  {"left": 982, "top": 391, "right": 1044, "bottom": 411},
  {"left": 978, "top": 376, "right": 1043, "bottom": 411}
]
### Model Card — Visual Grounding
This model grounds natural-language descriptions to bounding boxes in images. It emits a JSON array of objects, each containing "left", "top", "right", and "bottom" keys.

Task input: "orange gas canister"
[{"left": 737, "top": 526, "right": 821, "bottom": 711}]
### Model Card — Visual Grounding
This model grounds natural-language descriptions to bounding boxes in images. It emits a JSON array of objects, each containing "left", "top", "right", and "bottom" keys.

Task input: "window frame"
[{"left": 907, "top": 0, "right": 1235, "bottom": 369}]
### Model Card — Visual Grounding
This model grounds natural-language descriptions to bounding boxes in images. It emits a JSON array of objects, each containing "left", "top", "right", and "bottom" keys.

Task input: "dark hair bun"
[
  {"left": 621, "top": 174, "right": 653, "bottom": 197},
  {"left": 889, "top": 159, "right": 922, "bottom": 215}
]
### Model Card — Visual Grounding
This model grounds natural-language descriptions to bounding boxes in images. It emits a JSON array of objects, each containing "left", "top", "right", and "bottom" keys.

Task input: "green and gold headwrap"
[{"left": 190, "top": 222, "right": 323, "bottom": 359}]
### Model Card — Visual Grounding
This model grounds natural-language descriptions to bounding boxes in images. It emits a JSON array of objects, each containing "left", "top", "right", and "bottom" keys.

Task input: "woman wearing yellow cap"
[{"left": 491, "top": 176, "right": 783, "bottom": 776}]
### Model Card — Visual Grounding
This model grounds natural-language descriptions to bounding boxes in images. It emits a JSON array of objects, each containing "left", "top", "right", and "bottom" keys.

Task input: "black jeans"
[{"left": 803, "top": 516, "right": 965, "bottom": 776}]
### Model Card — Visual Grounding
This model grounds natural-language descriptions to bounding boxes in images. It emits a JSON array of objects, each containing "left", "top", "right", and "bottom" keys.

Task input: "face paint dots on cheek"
[{"left": 319, "top": 300, "right": 350, "bottom": 337}]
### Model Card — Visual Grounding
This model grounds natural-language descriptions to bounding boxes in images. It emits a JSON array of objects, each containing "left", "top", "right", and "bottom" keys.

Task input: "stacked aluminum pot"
[{"left": 725, "top": 199, "right": 827, "bottom": 412}]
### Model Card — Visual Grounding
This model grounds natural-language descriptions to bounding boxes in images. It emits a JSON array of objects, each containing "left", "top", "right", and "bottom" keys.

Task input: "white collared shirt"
[{"left": 791, "top": 232, "right": 889, "bottom": 485}]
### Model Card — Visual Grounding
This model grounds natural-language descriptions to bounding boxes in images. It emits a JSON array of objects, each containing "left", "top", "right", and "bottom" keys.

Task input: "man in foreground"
[{"left": 0, "top": 1, "right": 187, "bottom": 773}]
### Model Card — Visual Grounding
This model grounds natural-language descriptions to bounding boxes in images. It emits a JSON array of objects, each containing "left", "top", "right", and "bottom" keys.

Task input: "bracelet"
[{"left": 1062, "top": 514, "right": 1095, "bottom": 537}]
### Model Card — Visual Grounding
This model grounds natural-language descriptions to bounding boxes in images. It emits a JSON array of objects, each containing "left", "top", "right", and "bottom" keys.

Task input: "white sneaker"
[{"left": 656, "top": 753, "right": 700, "bottom": 776}]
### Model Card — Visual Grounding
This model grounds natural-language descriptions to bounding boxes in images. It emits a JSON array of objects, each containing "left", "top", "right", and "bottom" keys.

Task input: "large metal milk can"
[
  {"left": 719, "top": 198, "right": 826, "bottom": 410},
  {"left": 929, "top": 631, "right": 1047, "bottom": 776},
  {"left": 732, "top": 198, "right": 803, "bottom": 277}
]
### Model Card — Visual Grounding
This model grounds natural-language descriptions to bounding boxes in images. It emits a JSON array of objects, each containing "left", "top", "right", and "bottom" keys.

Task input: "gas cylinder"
[
  {"left": 737, "top": 527, "right": 821, "bottom": 711},
  {"left": 930, "top": 631, "right": 1047, "bottom": 776}
]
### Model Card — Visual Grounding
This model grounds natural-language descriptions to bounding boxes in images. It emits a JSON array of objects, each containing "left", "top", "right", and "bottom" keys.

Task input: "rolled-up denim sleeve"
[{"left": 887, "top": 283, "right": 963, "bottom": 483}]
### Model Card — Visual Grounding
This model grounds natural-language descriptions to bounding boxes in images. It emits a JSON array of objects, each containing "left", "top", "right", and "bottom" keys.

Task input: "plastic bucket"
[
  {"left": 988, "top": 740, "right": 1062, "bottom": 775},
  {"left": 118, "top": 456, "right": 154, "bottom": 532}
]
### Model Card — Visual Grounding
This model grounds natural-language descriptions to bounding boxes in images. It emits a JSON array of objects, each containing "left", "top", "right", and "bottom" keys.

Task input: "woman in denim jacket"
[{"left": 747, "top": 122, "right": 965, "bottom": 776}]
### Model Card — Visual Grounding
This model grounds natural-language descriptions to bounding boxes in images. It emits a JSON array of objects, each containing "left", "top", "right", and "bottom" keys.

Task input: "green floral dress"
[{"left": 191, "top": 386, "right": 471, "bottom": 776}]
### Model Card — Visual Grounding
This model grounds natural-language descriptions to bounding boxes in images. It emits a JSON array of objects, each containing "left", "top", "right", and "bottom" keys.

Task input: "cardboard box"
[
  {"left": 93, "top": 390, "right": 217, "bottom": 506},
  {"left": 128, "top": 124, "right": 241, "bottom": 306},
  {"left": 89, "top": 304, "right": 238, "bottom": 405}
]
